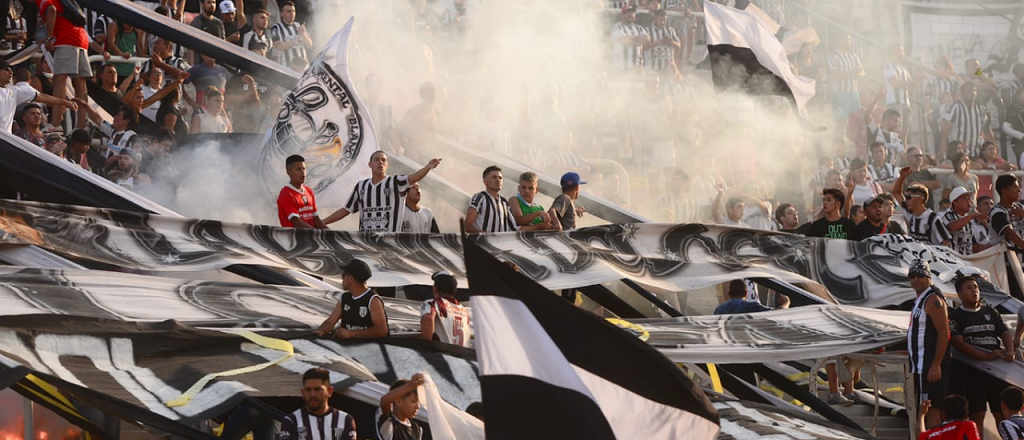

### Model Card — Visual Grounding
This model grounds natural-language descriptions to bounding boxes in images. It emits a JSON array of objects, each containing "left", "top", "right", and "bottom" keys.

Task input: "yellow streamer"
[
  {"left": 706, "top": 364, "right": 723, "bottom": 394},
  {"left": 167, "top": 330, "right": 294, "bottom": 407}
]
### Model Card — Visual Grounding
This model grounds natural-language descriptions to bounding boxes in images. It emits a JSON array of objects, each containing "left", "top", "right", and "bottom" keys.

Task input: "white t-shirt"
[
  {"left": 0, "top": 82, "right": 37, "bottom": 133},
  {"left": 851, "top": 181, "right": 882, "bottom": 206},
  {"left": 140, "top": 84, "right": 161, "bottom": 122},
  {"left": 399, "top": 204, "right": 436, "bottom": 233},
  {"left": 741, "top": 205, "right": 774, "bottom": 231}
]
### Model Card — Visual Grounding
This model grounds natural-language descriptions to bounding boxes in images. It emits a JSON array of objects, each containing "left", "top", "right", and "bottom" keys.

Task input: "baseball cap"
[
  {"left": 908, "top": 259, "right": 931, "bottom": 279},
  {"left": 219, "top": 0, "right": 236, "bottom": 14},
  {"left": 948, "top": 186, "right": 974, "bottom": 203},
  {"left": 560, "top": 172, "right": 587, "bottom": 190},
  {"left": 342, "top": 259, "right": 372, "bottom": 282},
  {"left": 431, "top": 270, "right": 458, "bottom": 294},
  {"left": 621, "top": 5, "right": 636, "bottom": 13},
  {"left": 862, "top": 195, "right": 885, "bottom": 210},
  {"left": 0, "top": 59, "right": 11, "bottom": 70}
]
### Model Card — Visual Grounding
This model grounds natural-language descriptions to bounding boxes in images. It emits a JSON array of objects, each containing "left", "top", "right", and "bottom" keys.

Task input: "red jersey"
[
  {"left": 277, "top": 184, "right": 318, "bottom": 228},
  {"left": 919, "top": 420, "right": 980, "bottom": 440},
  {"left": 38, "top": 0, "right": 88, "bottom": 49}
]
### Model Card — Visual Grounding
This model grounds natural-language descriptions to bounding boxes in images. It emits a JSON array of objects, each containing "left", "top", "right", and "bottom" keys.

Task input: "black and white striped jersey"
[
  {"left": 872, "top": 127, "right": 904, "bottom": 165},
  {"left": 84, "top": 8, "right": 109, "bottom": 41},
  {"left": 903, "top": 209, "right": 951, "bottom": 246},
  {"left": 241, "top": 29, "right": 273, "bottom": 54},
  {"left": 868, "top": 162, "right": 897, "bottom": 183},
  {"left": 988, "top": 202, "right": 1024, "bottom": 246},
  {"left": 827, "top": 50, "right": 861, "bottom": 93},
  {"left": 468, "top": 191, "right": 519, "bottom": 233},
  {"left": 882, "top": 62, "right": 911, "bottom": 107},
  {"left": 343, "top": 175, "right": 410, "bottom": 232},
  {"left": 269, "top": 21, "right": 309, "bottom": 67},
  {"left": 925, "top": 76, "right": 960, "bottom": 106},
  {"left": 611, "top": 21, "right": 648, "bottom": 70},
  {"left": 945, "top": 100, "right": 991, "bottom": 156},
  {"left": 140, "top": 56, "right": 191, "bottom": 86},
  {"left": 4, "top": 17, "right": 25, "bottom": 50},
  {"left": 644, "top": 24, "right": 679, "bottom": 71},
  {"left": 907, "top": 286, "right": 948, "bottom": 375},
  {"left": 941, "top": 210, "right": 986, "bottom": 255},
  {"left": 278, "top": 407, "right": 357, "bottom": 440}
]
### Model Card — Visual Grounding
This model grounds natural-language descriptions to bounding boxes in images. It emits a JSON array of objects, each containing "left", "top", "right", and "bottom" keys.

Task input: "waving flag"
[
  {"left": 465, "top": 236, "right": 720, "bottom": 439},
  {"left": 704, "top": 0, "right": 816, "bottom": 117},
  {"left": 258, "top": 17, "right": 376, "bottom": 207}
]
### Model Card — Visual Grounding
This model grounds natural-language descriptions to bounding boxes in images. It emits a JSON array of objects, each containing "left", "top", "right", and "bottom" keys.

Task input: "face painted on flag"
[{"left": 259, "top": 18, "right": 378, "bottom": 207}]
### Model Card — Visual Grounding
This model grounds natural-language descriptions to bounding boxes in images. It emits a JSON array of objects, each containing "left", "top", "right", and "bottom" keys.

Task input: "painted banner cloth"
[{"left": 0, "top": 199, "right": 1003, "bottom": 309}]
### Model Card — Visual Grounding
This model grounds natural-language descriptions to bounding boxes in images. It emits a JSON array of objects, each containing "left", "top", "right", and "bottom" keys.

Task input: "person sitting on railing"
[
  {"left": 105, "top": 20, "right": 145, "bottom": 80},
  {"left": 978, "top": 140, "right": 1016, "bottom": 172}
]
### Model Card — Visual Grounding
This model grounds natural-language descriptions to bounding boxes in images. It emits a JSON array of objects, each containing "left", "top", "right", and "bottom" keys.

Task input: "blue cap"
[{"left": 560, "top": 172, "right": 587, "bottom": 190}]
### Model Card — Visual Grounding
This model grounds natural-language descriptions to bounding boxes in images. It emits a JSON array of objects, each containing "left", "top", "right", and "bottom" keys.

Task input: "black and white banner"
[
  {"left": 258, "top": 18, "right": 376, "bottom": 207},
  {"left": 0, "top": 199, "right": 1007, "bottom": 309},
  {"left": 0, "top": 317, "right": 482, "bottom": 424},
  {"left": 642, "top": 304, "right": 908, "bottom": 364},
  {"left": 465, "top": 231, "right": 720, "bottom": 440},
  {"left": 0, "top": 266, "right": 422, "bottom": 332}
]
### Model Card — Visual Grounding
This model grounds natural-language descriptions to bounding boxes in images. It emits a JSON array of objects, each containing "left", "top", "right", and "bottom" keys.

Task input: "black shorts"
[
  {"left": 954, "top": 362, "right": 1009, "bottom": 414},
  {"left": 914, "top": 368, "right": 950, "bottom": 406}
]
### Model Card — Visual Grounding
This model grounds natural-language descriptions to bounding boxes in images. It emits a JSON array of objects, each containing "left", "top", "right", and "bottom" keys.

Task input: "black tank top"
[{"left": 340, "top": 289, "right": 387, "bottom": 334}]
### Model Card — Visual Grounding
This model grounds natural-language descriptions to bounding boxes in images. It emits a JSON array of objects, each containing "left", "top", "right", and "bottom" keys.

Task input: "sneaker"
[
  {"left": 844, "top": 392, "right": 857, "bottom": 402},
  {"left": 828, "top": 393, "right": 854, "bottom": 405}
]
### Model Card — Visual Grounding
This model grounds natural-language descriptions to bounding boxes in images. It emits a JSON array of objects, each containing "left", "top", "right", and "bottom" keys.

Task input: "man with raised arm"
[{"left": 323, "top": 151, "right": 441, "bottom": 232}]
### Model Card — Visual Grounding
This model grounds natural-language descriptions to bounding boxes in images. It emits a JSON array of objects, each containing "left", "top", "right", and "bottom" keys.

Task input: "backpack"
[{"left": 46, "top": 0, "right": 86, "bottom": 27}]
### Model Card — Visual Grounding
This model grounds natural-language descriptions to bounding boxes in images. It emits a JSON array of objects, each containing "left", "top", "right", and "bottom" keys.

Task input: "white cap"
[
  {"left": 219, "top": 0, "right": 236, "bottom": 13},
  {"left": 949, "top": 186, "right": 973, "bottom": 203}
]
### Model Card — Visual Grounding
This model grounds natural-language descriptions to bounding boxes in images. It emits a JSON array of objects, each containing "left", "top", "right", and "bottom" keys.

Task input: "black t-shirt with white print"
[{"left": 949, "top": 304, "right": 1008, "bottom": 352}]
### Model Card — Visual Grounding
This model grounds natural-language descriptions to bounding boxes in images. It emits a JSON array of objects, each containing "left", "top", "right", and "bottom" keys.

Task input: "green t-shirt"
[{"left": 515, "top": 193, "right": 545, "bottom": 225}]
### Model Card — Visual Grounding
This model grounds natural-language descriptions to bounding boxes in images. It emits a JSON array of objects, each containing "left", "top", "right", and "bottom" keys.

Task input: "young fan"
[{"left": 377, "top": 374, "right": 425, "bottom": 440}]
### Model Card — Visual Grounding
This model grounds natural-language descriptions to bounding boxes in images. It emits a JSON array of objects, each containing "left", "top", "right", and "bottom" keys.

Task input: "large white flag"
[
  {"left": 704, "top": 1, "right": 816, "bottom": 117},
  {"left": 258, "top": 18, "right": 376, "bottom": 207}
]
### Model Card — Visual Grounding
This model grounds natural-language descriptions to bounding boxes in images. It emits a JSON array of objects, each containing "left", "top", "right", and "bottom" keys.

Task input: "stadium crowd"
[{"left": 7, "top": 0, "right": 1024, "bottom": 438}]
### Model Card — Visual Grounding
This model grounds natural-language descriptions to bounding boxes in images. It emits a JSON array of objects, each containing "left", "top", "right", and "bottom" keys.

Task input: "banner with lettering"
[
  {"left": 258, "top": 18, "right": 376, "bottom": 207},
  {"left": 0, "top": 199, "right": 1007, "bottom": 309}
]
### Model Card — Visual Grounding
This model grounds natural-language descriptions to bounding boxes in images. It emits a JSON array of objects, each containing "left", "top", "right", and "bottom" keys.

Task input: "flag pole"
[{"left": 23, "top": 397, "right": 34, "bottom": 440}]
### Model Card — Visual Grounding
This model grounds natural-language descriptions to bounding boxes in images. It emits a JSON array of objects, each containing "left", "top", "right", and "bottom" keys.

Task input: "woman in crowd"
[
  {"left": 845, "top": 158, "right": 883, "bottom": 207},
  {"left": 155, "top": 88, "right": 188, "bottom": 142},
  {"left": 942, "top": 153, "right": 979, "bottom": 204}
]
